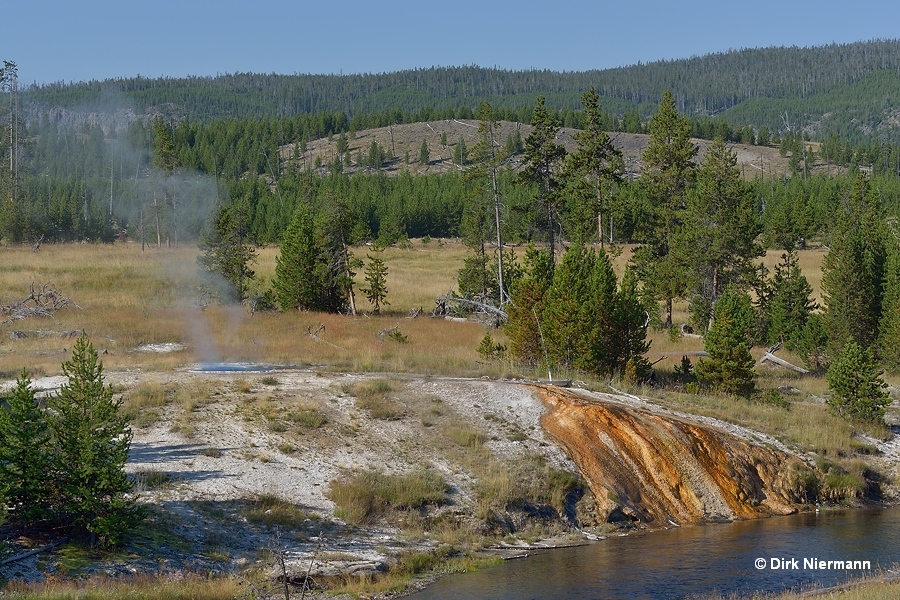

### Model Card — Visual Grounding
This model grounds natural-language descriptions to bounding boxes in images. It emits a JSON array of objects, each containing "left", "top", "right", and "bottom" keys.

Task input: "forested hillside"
[
  {"left": 4, "top": 44, "right": 900, "bottom": 409},
  {"left": 3, "top": 40, "right": 900, "bottom": 262},
  {"left": 15, "top": 39, "right": 900, "bottom": 144}
]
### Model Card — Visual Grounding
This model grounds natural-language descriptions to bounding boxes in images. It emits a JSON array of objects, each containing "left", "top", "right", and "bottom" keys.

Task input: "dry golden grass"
[
  {"left": 1, "top": 573, "right": 244, "bottom": 599},
  {"left": 706, "top": 576, "right": 900, "bottom": 600},
  {"left": 252, "top": 238, "right": 470, "bottom": 313},
  {"left": 1, "top": 240, "right": 832, "bottom": 379},
  {"left": 635, "top": 382, "right": 888, "bottom": 459},
  {"left": 0, "top": 241, "right": 487, "bottom": 377}
]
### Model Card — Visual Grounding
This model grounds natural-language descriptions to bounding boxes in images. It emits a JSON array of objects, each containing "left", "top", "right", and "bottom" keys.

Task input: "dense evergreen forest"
[
  {"left": 16, "top": 40, "right": 900, "bottom": 144},
  {"left": 5, "top": 43, "right": 900, "bottom": 408},
  {"left": 2, "top": 38, "right": 900, "bottom": 250}
]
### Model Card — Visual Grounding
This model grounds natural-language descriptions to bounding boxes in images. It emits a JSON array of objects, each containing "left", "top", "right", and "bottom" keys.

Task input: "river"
[{"left": 407, "top": 508, "right": 900, "bottom": 599}]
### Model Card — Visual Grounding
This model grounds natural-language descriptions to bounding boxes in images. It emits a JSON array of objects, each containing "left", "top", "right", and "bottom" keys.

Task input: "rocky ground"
[
  {"left": 1, "top": 367, "right": 579, "bottom": 588},
  {"left": 2, "top": 365, "right": 898, "bottom": 597}
]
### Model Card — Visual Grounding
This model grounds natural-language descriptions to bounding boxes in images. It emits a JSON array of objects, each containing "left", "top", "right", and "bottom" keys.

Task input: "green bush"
[{"left": 755, "top": 388, "right": 791, "bottom": 409}]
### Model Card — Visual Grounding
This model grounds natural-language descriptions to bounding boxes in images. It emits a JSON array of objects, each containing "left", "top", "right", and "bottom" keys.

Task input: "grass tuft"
[
  {"left": 347, "top": 379, "right": 406, "bottom": 420},
  {"left": 327, "top": 469, "right": 448, "bottom": 526},
  {"left": 240, "top": 493, "right": 315, "bottom": 530}
]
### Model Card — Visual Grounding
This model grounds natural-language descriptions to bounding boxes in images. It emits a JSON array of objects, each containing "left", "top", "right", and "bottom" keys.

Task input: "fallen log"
[
  {"left": 759, "top": 351, "right": 810, "bottom": 374},
  {"left": 1, "top": 282, "right": 80, "bottom": 324},
  {"left": 432, "top": 295, "right": 508, "bottom": 322},
  {"left": 0, "top": 538, "right": 67, "bottom": 566}
]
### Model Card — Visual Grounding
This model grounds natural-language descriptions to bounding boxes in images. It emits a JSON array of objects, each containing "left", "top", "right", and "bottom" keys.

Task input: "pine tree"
[
  {"left": 0, "top": 369, "right": 53, "bottom": 526},
  {"left": 505, "top": 130, "right": 523, "bottom": 156},
  {"left": 585, "top": 248, "right": 619, "bottom": 374},
  {"left": 794, "top": 313, "right": 829, "bottom": 371},
  {"left": 696, "top": 286, "right": 756, "bottom": 395},
  {"left": 673, "top": 138, "right": 762, "bottom": 330},
  {"left": 336, "top": 132, "right": 349, "bottom": 156},
  {"left": 273, "top": 201, "right": 322, "bottom": 311},
  {"left": 453, "top": 136, "right": 468, "bottom": 166},
  {"left": 563, "top": 87, "right": 624, "bottom": 246},
  {"left": 362, "top": 248, "right": 389, "bottom": 314},
  {"left": 419, "top": 139, "right": 430, "bottom": 166},
  {"left": 48, "top": 335, "right": 140, "bottom": 547},
  {"left": 506, "top": 245, "right": 554, "bottom": 366},
  {"left": 879, "top": 229, "right": 900, "bottom": 372},
  {"left": 541, "top": 243, "right": 595, "bottom": 371},
  {"left": 198, "top": 200, "right": 256, "bottom": 302},
  {"left": 612, "top": 268, "right": 652, "bottom": 375},
  {"left": 764, "top": 250, "right": 817, "bottom": 350},
  {"left": 520, "top": 96, "right": 567, "bottom": 269},
  {"left": 826, "top": 341, "right": 891, "bottom": 424},
  {"left": 316, "top": 195, "right": 356, "bottom": 314},
  {"left": 152, "top": 118, "right": 179, "bottom": 174},
  {"left": 821, "top": 172, "right": 886, "bottom": 360},
  {"left": 631, "top": 90, "right": 697, "bottom": 328}
]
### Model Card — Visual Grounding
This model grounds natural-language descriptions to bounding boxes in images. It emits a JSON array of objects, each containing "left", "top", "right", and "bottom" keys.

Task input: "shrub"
[
  {"left": 349, "top": 380, "right": 405, "bottom": 420},
  {"left": 754, "top": 388, "right": 791, "bottom": 409},
  {"left": 287, "top": 407, "right": 328, "bottom": 428},
  {"left": 388, "top": 329, "right": 409, "bottom": 344},
  {"left": 328, "top": 470, "right": 448, "bottom": 525},
  {"left": 477, "top": 331, "right": 506, "bottom": 362}
]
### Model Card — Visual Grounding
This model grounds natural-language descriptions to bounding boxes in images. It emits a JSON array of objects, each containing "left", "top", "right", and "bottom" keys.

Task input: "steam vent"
[{"left": 538, "top": 386, "right": 805, "bottom": 526}]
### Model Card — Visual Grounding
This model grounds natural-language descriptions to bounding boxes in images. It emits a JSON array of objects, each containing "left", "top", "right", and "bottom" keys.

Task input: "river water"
[{"left": 407, "top": 508, "right": 900, "bottom": 599}]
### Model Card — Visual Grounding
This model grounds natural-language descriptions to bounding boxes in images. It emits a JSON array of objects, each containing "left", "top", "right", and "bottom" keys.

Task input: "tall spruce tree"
[
  {"left": 520, "top": 96, "right": 566, "bottom": 269},
  {"left": 631, "top": 90, "right": 697, "bottom": 328},
  {"left": 0, "top": 369, "right": 53, "bottom": 526},
  {"left": 878, "top": 228, "right": 900, "bottom": 372},
  {"left": 316, "top": 195, "right": 357, "bottom": 314},
  {"left": 821, "top": 171, "right": 886, "bottom": 361},
  {"left": 198, "top": 200, "right": 256, "bottom": 302},
  {"left": 585, "top": 247, "right": 619, "bottom": 374},
  {"left": 274, "top": 201, "right": 323, "bottom": 311},
  {"left": 48, "top": 335, "right": 140, "bottom": 547},
  {"left": 453, "top": 136, "right": 468, "bottom": 166},
  {"left": 612, "top": 268, "right": 652, "bottom": 375},
  {"left": 541, "top": 243, "right": 595, "bottom": 371},
  {"left": 563, "top": 87, "right": 624, "bottom": 246},
  {"left": 506, "top": 245, "right": 554, "bottom": 366},
  {"left": 362, "top": 248, "right": 389, "bottom": 314}
]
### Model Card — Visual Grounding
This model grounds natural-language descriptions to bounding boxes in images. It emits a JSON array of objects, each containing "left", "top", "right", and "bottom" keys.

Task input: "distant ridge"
[{"left": 18, "top": 39, "right": 900, "bottom": 143}]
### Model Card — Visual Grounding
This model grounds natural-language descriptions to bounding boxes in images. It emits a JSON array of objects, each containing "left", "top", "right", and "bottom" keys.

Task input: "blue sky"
[{"left": 5, "top": 1, "right": 900, "bottom": 86}]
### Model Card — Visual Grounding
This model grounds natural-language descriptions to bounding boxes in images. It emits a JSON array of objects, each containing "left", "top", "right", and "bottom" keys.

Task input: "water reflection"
[{"left": 407, "top": 508, "right": 900, "bottom": 599}]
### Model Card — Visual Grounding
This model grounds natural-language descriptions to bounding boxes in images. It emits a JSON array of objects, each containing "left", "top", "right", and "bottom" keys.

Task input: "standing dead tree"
[{"left": 1, "top": 282, "right": 80, "bottom": 323}]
